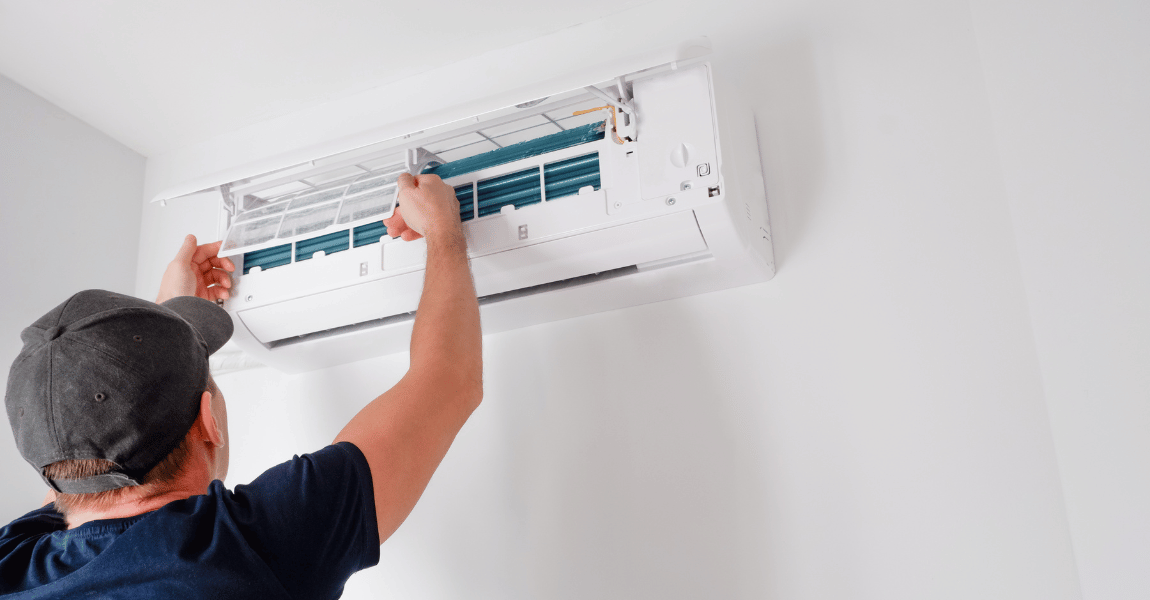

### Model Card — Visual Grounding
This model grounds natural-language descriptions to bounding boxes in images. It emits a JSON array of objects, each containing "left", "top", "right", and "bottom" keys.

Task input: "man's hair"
[
  {"left": 44, "top": 377, "right": 219, "bottom": 516},
  {"left": 45, "top": 432, "right": 194, "bottom": 515}
]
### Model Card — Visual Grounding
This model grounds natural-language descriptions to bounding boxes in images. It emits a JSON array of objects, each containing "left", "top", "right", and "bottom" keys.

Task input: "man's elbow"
[
  {"left": 414, "top": 369, "right": 482, "bottom": 413},
  {"left": 463, "top": 377, "right": 484, "bottom": 413},
  {"left": 445, "top": 361, "right": 483, "bottom": 412}
]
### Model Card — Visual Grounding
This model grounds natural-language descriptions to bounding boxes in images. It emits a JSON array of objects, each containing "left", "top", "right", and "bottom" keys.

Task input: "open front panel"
[
  {"left": 239, "top": 120, "right": 608, "bottom": 275},
  {"left": 230, "top": 63, "right": 728, "bottom": 281},
  {"left": 218, "top": 94, "right": 615, "bottom": 260}
]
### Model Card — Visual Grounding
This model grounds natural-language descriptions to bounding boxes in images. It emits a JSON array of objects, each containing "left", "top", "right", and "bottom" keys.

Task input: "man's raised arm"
[{"left": 334, "top": 173, "right": 483, "bottom": 543}]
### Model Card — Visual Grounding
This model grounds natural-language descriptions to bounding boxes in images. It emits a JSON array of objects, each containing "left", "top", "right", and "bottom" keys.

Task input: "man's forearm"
[
  {"left": 408, "top": 228, "right": 482, "bottom": 400},
  {"left": 330, "top": 227, "right": 481, "bottom": 542}
]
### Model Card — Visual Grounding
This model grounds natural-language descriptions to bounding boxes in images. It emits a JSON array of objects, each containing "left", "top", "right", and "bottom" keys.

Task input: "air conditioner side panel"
[{"left": 704, "top": 64, "right": 776, "bottom": 278}]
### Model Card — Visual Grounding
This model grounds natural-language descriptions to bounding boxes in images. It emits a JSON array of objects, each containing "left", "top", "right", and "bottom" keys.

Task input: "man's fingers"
[
  {"left": 198, "top": 255, "right": 233, "bottom": 276},
  {"left": 382, "top": 208, "right": 411, "bottom": 240},
  {"left": 207, "top": 268, "right": 232, "bottom": 288},
  {"left": 400, "top": 229, "right": 422, "bottom": 242},
  {"left": 206, "top": 284, "right": 231, "bottom": 301},
  {"left": 383, "top": 209, "right": 407, "bottom": 237},
  {"left": 212, "top": 255, "right": 236, "bottom": 272},
  {"left": 191, "top": 240, "right": 224, "bottom": 266},
  {"left": 174, "top": 234, "right": 198, "bottom": 263}
]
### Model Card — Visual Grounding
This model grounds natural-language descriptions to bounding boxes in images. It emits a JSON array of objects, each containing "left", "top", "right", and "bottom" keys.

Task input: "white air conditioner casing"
[{"left": 167, "top": 43, "right": 774, "bottom": 372}]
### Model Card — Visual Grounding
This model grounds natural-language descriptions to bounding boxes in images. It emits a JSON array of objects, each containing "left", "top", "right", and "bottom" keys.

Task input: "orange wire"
[{"left": 572, "top": 105, "right": 626, "bottom": 145}]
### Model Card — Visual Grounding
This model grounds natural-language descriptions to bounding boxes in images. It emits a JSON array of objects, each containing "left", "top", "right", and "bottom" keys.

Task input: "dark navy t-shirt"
[{"left": 0, "top": 442, "right": 379, "bottom": 598}]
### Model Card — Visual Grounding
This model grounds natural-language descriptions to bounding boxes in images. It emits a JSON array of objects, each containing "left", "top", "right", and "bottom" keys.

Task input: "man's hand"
[
  {"left": 382, "top": 173, "right": 461, "bottom": 242},
  {"left": 336, "top": 172, "right": 479, "bottom": 544},
  {"left": 156, "top": 235, "right": 235, "bottom": 304}
]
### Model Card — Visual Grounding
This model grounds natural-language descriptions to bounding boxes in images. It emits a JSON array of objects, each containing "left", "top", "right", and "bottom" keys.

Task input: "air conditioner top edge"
[{"left": 148, "top": 38, "right": 712, "bottom": 206}]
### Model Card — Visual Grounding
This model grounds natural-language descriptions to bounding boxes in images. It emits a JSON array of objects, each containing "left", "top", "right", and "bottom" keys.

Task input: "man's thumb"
[
  {"left": 397, "top": 172, "right": 416, "bottom": 192},
  {"left": 174, "top": 234, "right": 198, "bottom": 263}
]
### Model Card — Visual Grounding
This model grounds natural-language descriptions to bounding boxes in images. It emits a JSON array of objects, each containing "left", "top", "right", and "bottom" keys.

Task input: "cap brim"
[{"left": 161, "top": 296, "right": 234, "bottom": 355}]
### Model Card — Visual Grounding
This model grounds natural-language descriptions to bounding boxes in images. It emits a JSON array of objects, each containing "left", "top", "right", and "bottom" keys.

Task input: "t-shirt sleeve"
[{"left": 223, "top": 441, "right": 380, "bottom": 599}]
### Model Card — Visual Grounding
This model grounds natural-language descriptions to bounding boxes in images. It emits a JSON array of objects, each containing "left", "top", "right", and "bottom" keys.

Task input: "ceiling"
[{"left": 0, "top": 0, "right": 641, "bottom": 157}]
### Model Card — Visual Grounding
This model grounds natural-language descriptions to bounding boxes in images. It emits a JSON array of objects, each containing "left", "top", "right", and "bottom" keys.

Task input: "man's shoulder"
[
  {"left": 0, "top": 505, "right": 64, "bottom": 546},
  {"left": 0, "top": 443, "right": 375, "bottom": 598}
]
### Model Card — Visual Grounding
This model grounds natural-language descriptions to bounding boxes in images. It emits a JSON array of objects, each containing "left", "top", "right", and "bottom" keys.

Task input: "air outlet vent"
[
  {"left": 353, "top": 222, "right": 388, "bottom": 247},
  {"left": 456, "top": 184, "right": 475, "bottom": 222},
  {"left": 424, "top": 120, "right": 605, "bottom": 180},
  {"left": 296, "top": 230, "right": 350, "bottom": 261},
  {"left": 478, "top": 167, "right": 542, "bottom": 217},
  {"left": 544, "top": 153, "right": 601, "bottom": 200},
  {"left": 243, "top": 244, "right": 292, "bottom": 274}
]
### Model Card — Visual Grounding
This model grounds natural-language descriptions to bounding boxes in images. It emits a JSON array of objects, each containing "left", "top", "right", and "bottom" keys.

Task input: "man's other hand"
[
  {"left": 156, "top": 235, "right": 235, "bottom": 304},
  {"left": 382, "top": 173, "right": 462, "bottom": 242}
]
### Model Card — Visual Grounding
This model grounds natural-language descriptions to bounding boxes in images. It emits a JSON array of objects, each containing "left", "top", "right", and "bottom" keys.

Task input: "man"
[{"left": 0, "top": 173, "right": 482, "bottom": 598}]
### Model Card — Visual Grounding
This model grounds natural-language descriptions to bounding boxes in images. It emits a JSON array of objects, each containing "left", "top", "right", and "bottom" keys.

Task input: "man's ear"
[{"left": 198, "top": 390, "right": 226, "bottom": 448}]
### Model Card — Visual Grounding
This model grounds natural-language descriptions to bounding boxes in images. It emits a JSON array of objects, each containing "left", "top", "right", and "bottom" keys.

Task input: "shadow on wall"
[{"left": 418, "top": 295, "right": 776, "bottom": 599}]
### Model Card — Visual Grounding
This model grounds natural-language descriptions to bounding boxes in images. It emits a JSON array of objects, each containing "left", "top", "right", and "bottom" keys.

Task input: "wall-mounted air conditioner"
[{"left": 155, "top": 40, "right": 774, "bottom": 372}]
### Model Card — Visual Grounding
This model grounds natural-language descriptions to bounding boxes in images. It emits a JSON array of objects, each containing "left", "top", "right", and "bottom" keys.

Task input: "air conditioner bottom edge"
[{"left": 229, "top": 245, "right": 772, "bottom": 374}]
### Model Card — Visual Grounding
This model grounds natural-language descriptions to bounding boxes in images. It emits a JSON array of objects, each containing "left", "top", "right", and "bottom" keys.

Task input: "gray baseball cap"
[{"left": 4, "top": 290, "right": 233, "bottom": 494}]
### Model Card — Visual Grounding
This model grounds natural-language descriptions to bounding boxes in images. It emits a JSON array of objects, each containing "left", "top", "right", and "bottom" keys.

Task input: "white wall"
[
  {"left": 140, "top": 0, "right": 1090, "bottom": 598},
  {"left": 970, "top": 1, "right": 1150, "bottom": 597},
  {"left": 6, "top": 0, "right": 1139, "bottom": 597},
  {"left": 0, "top": 75, "right": 145, "bottom": 515}
]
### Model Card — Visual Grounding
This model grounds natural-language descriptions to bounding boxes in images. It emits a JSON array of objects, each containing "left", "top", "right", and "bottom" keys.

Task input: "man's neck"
[
  {"left": 64, "top": 469, "right": 214, "bottom": 529},
  {"left": 63, "top": 432, "right": 221, "bottom": 529},
  {"left": 64, "top": 488, "right": 196, "bottom": 529}
]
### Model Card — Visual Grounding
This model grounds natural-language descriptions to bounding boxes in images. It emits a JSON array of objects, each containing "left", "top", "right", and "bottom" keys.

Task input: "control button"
[{"left": 697, "top": 163, "right": 711, "bottom": 176}]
